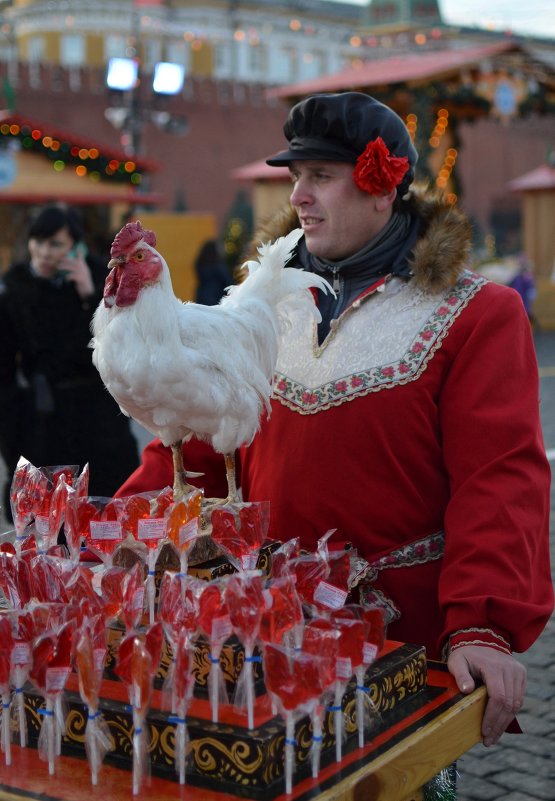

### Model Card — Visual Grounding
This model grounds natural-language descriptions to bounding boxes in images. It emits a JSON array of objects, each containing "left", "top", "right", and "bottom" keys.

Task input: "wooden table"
[{"left": 0, "top": 665, "right": 486, "bottom": 801}]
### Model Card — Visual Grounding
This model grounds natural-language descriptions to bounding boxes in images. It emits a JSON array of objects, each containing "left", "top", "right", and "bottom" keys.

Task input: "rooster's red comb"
[{"left": 110, "top": 220, "right": 156, "bottom": 258}]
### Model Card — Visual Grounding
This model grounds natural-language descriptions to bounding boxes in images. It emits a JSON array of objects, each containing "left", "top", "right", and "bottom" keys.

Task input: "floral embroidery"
[{"left": 273, "top": 270, "right": 486, "bottom": 414}]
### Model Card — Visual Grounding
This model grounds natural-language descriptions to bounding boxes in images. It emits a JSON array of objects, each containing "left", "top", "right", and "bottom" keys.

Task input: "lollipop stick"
[
  {"left": 333, "top": 682, "right": 343, "bottom": 763},
  {"left": 147, "top": 549, "right": 156, "bottom": 625},
  {"left": 132, "top": 709, "right": 144, "bottom": 796},
  {"left": 15, "top": 682, "right": 26, "bottom": 748},
  {"left": 2, "top": 694, "right": 11, "bottom": 765},
  {"left": 179, "top": 550, "right": 188, "bottom": 576},
  {"left": 311, "top": 706, "right": 323, "bottom": 778},
  {"left": 208, "top": 654, "right": 220, "bottom": 723},
  {"left": 46, "top": 698, "right": 55, "bottom": 775},
  {"left": 285, "top": 712, "right": 295, "bottom": 795},
  {"left": 177, "top": 719, "right": 187, "bottom": 784},
  {"left": 355, "top": 665, "right": 365, "bottom": 748},
  {"left": 245, "top": 649, "right": 254, "bottom": 730},
  {"left": 88, "top": 709, "right": 99, "bottom": 786}
]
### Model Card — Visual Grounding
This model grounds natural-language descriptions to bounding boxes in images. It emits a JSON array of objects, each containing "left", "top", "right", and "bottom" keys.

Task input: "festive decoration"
[
  {"left": 353, "top": 137, "right": 410, "bottom": 195},
  {"left": 0, "top": 118, "right": 146, "bottom": 186}
]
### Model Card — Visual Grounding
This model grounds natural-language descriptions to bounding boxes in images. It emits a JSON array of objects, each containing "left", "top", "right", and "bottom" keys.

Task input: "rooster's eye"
[{"left": 135, "top": 252, "right": 145, "bottom": 261}]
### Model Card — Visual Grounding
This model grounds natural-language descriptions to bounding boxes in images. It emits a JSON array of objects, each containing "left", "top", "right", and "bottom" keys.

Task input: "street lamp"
[{"left": 105, "top": 56, "right": 188, "bottom": 157}]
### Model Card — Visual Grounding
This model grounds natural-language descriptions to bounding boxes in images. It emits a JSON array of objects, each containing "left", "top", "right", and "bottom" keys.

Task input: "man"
[{"left": 117, "top": 93, "right": 553, "bottom": 755}]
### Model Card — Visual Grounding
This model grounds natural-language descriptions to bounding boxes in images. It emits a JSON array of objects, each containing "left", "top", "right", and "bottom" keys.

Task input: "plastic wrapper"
[
  {"left": 119, "top": 488, "right": 173, "bottom": 623},
  {"left": 10, "top": 457, "right": 47, "bottom": 546},
  {"left": 263, "top": 643, "right": 333, "bottom": 794},
  {"left": 225, "top": 571, "right": 264, "bottom": 729},
  {"left": 269, "top": 537, "right": 300, "bottom": 579},
  {"left": 115, "top": 624, "right": 162, "bottom": 795},
  {"left": 29, "top": 621, "right": 74, "bottom": 775},
  {"left": 9, "top": 610, "right": 34, "bottom": 747},
  {"left": 169, "top": 628, "right": 195, "bottom": 784},
  {"left": 258, "top": 574, "right": 304, "bottom": 649},
  {"left": 70, "top": 496, "right": 125, "bottom": 565},
  {"left": 211, "top": 501, "right": 270, "bottom": 571},
  {"left": 164, "top": 488, "right": 203, "bottom": 574},
  {"left": 0, "top": 617, "right": 13, "bottom": 765},
  {"left": 197, "top": 580, "right": 232, "bottom": 723},
  {"left": 74, "top": 615, "right": 111, "bottom": 785},
  {"left": 100, "top": 566, "right": 128, "bottom": 624},
  {"left": 287, "top": 552, "right": 329, "bottom": 610},
  {"left": 158, "top": 571, "right": 203, "bottom": 710},
  {"left": 0, "top": 552, "right": 31, "bottom": 609},
  {"left": 121, "top": 562, "right": 146, "bottom": 632}
]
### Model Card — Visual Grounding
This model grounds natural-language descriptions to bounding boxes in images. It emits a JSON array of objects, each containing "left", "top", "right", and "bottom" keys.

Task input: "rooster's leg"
[
  {"left": 224, "top": 453, "right": 240, "bottom": 504},
  {"left": 171, "top": 441, "right": 199, "bottom": 502}
]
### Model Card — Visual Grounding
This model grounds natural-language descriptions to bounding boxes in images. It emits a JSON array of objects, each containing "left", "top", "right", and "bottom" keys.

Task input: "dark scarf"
[{"left": 295, "top": 211, "right": 421, "bottom": 342}]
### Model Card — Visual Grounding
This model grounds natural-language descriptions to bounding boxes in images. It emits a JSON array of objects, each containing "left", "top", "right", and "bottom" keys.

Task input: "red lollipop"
[{"left": 211, "top": 501, "right": 269, "bottom": 571}]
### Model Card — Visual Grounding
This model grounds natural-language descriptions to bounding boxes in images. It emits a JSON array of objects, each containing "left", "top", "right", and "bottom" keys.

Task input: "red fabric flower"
[{"left": 353, "top": 136, "right": 410, "bottom": 195}]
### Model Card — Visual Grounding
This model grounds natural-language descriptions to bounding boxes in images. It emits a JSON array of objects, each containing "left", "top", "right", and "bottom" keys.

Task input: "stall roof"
[
  {"left": 268, "top": 40, "right": 522, "bottom": 98},
  {"left": 231, "top": 158, "right": 290, "bottom": 181},
  {"left": 508, "top": 164, "right": 555, "bottom": 192}
]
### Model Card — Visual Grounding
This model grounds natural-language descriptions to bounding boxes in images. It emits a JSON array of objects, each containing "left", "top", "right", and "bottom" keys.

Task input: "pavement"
[{"left": 1, "top": 331, "right": 554, "bottom": 801}]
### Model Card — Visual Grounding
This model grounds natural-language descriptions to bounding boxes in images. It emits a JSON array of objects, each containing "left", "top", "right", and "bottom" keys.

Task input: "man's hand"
[
  {"left": 60, "top": 252, "right": 94, "bottom": 299},
  {"left": 447, "top": 645, "right": 526, "bottom": 747}
]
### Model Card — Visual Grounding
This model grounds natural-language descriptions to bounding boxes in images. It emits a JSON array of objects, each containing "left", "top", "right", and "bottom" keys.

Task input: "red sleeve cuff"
[{"left": 445, "top": 627, "right": 512, "bottom": 657}]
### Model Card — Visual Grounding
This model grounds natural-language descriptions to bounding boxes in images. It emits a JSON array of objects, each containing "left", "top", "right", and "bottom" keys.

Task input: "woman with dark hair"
[{"left": 0, "top": 204, "right": 139, "bottom": 516}]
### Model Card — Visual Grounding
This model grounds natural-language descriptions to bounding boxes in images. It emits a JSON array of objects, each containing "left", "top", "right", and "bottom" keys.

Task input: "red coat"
[{"left": 117, "top": 271, "right": 553, "bottom": 660}]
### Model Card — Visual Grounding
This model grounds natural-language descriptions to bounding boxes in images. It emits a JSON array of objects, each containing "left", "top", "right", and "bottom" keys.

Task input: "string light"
[
  {"left": 0, "top": 119, "right": 146, "bottom": 185},
  {"left": 405, "top": 113, "right": 418, "bottom": 142},
  {"left": 436, "top": 147, "right": 458, "bottom": 190},
  {"left": 429, "top": 108, "right": 449, "bottom": 148}
]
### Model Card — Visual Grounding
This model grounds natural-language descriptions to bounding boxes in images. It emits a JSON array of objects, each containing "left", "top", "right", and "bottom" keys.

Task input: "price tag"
[
  {"left": 46, "top": 667, "right": 71, "bottom": 693},
  {"left": 335, "top": 656, "right": 353, "bottom": 680},
  {"left": 90, "top": 520, "right": 122, "bottom": 540},
  {"left": 313, "top": 581, "right": 348, "bottom": 610},
  {"left": 138, "top": 518, "right": 166, "bottom": 541},
  {"left": 11, "top": 642, "right": 31, "bottom": 667},
  {"left": 363, "top": 642, "right": 378, "bottom": 665},
  {"left": 212, "top": 614, "right": 232, "bottom": 642},
  {"left": 179, "top": 518, "right": 198, "bottom": 548}
]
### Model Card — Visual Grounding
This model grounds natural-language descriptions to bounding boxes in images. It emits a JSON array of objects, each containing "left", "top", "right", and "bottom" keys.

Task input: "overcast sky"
[{"left": 334, "top": 0, "right": 555, "bottom": 40}]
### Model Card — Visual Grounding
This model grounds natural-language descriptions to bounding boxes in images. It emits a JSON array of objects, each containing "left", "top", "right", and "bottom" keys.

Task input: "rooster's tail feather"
[{"left": 223, "top": 228, "right": 333, "bottom": 323}]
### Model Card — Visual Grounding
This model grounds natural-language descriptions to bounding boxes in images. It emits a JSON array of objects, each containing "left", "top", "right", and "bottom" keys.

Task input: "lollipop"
[
  {"left": 225, "top": 571, "right": 264, "bottom": 729},
  {"left": 211, "top": 501, "right": 270, "bottom": 571},
  {"left": 169, "top": 628, "right": 195, "bottom": 784},
  {"left": 288, "top": 553, "right": 329, "bottom": 610},
  {"left": 303, "top": 617, "right": 340, "bottom": 776},
  {"left": 121, "top": 562, "right": 146, "bottom": 633},
  {"left": 258, "top": 575, "right": 304, "bottom": 650},
  {"left": 10, "top": 610, "right": 34, "bottom": 747},
  {"left": 0, "top": 616, "right": 14, "bottom": 765},
  {"left": 263, "top": 643, "right": 330, "bottom": 795},
  {"left": 74, "top": 616, "right": 112, "bottom": 785},
  {"left": 75, "top": 496, "right": 125, "bottom": 565},
  {"left": 329, "top": 613, "right": 365, "bottom": 760},
  {"left": 10, "top": 457, "right": 46, "bottom": 547},
  {"left": 165, "top": 488, "right": 203, "bottom": 574},
  {"left": 197, "top": 581, "right": 232, "bottom": 723}
]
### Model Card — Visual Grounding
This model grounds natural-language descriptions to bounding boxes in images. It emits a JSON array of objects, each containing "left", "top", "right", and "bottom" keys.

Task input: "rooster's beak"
[{"left": 107, "top": 256, "right": 125, "bottom": 271}]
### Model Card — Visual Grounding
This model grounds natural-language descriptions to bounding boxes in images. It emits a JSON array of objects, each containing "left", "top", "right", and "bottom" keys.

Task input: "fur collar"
[{"left": 245, "top": 186, "right": 472, "bottom": 294}]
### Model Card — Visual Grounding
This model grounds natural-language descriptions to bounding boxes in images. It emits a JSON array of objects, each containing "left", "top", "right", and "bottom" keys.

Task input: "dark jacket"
[{"left": 0, "top": 254, "right": 139, "bottom": 512}]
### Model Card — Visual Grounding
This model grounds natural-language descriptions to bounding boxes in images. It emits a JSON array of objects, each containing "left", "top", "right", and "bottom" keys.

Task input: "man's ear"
[{"left": 375, "top": 188, "right": 397, "bottom": 212}]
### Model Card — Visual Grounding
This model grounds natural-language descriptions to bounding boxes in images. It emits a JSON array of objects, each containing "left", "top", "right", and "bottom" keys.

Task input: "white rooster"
[{"left": 91, "top": 220, "right": 331, "bottom": 504}]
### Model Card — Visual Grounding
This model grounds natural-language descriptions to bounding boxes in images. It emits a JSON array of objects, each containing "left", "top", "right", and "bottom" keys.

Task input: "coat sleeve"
[
  {"left": 115, "top": 437, "right": 230, "bottom": 500},
  {"left": 0, "top": 282, "right": 26, "bottom": 475},
  {"left": 437, "top": 283, "right": 553, "bottom": 655}
]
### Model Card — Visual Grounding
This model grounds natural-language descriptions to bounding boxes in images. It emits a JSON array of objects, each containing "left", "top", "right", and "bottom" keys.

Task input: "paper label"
[
  {"left": 179, "top": 518, "right": 198, "bottom": 548},
  {"left": 46, "top": 666, "right": 71, "bottom": 693},
  {"left": 313, "top": 581, "right": 348, "bottom": 610},
  {"left": 35, "top": 515, "right": 49, "bottom": 537},
  {"left": 363, "top": 642, "right": 379, "bottom": 665},
  {"left": 11, "top": 642, "right": 31, "bottom": 667},
  {"left": 138, "top": 518, "right": 166, "bottom": 541},
  {"left": 212, "top": 614, "right": 232, "bottom": 642},
  {"left": 90, "top": 520, "right": 122, "bottom": 540},
  {"left": 335, "top": 656, "right": 353, "bottom": 680}
]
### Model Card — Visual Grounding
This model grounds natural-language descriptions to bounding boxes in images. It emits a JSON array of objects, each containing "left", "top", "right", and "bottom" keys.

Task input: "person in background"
[
  {"left": 508, "top": 252, "right": 536, "bottom": 323},
  {"left": 116, "top": 93, "right": 553, "bottom": 794},
  {"left": 194, "top": 239, "right": 234, "bottom": 305},
  {"left": 0, "top": 204, "right": 139, "bottom": 517}
]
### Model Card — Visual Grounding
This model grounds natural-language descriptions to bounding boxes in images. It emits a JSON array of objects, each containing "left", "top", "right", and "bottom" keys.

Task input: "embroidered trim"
[
  {"left": 356, "top": 530, "right": 445, "bottom": 625},
  {"left": 442, "top": 627, "right": 512, "bottom": 659},
  {"left": 274, "top": 271, "right": 487, "bottom": 415}
]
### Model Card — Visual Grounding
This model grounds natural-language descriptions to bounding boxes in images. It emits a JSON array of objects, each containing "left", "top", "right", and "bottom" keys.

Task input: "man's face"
[
  {"left": 28, "top": 226, "right": 74, "bottom": 278},
  {"left": 289, "top": 160, "right": 392, "bottom": 261}
]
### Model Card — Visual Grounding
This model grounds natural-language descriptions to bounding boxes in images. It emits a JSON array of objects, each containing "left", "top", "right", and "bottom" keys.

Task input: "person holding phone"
[{"left": 0, "top": 204, "right": 139, "bottom": 516}]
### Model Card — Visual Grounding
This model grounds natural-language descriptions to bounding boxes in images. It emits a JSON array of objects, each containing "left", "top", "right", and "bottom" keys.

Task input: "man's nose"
[{"left": 290, "top": 178, "right": 312, "bottom": 206}]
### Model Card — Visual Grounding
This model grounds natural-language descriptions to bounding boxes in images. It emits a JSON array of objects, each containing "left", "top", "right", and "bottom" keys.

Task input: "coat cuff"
[{"left": 443, "top": 627, "right": 512, "bottom": 659}]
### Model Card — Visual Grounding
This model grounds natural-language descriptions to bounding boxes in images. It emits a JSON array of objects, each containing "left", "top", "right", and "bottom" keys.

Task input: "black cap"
[{"left": 266, "top": 92, "right": 417, "bottom": 194}]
